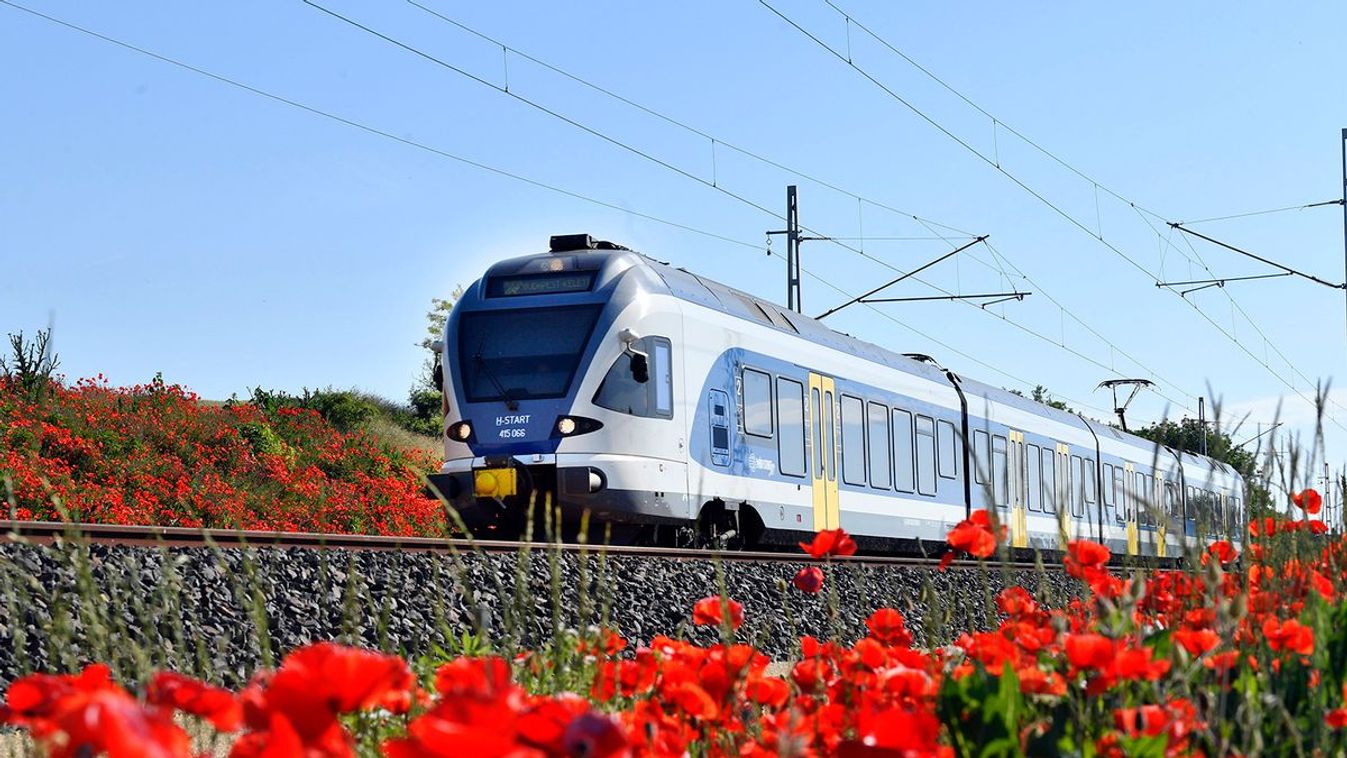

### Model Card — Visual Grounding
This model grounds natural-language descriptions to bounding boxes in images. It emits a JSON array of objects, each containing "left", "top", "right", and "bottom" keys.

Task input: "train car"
[{"left": 426, "top": 234, "right": 1245, "bottom": 555}]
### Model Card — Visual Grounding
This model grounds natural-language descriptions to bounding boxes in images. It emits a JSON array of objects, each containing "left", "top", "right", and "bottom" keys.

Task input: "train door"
[
  {"left": 1155, "top": 480, "right": 1169, "bottom": 559},
  {"left": 1009, "top": 431, "right": 1028, "bottom": 548},
  {"left": 808, "top": 373, "right": 840, "bottom": 531},
  {"left": 1055, "top": 444, "right": 1070, "bottom": 545},
  {"left": 1123, "top": 462, "right": 1139, "bottom": 555}
]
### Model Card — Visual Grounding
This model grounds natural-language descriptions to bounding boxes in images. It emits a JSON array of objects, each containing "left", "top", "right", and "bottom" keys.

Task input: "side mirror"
[
  {"left": 629, "top": 350, "right": 649, "bottom": 384},
  {"left": 432, "top": 358, "right": 444, "bottom": 391}
]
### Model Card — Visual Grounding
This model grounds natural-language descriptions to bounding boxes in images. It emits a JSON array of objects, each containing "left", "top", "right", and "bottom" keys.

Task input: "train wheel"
[{"left": 696, "top": 502, "right": 762, "bottom": 550}]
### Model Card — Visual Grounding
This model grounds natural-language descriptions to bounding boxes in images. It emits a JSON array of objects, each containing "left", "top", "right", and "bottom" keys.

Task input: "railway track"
[{"left": 0, "top": 520, "right": 1054, "bottom": 571}]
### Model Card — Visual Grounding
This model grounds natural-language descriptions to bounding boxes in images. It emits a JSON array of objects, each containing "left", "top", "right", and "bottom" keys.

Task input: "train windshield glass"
[{"left": 457, "top": 305, "right": 603, "bottom": 403}]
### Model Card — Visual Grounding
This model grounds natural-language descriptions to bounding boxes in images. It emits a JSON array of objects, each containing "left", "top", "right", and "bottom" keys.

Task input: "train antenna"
[{"left": 1096, "top": 379, "right": 1155, "bottom": 432}]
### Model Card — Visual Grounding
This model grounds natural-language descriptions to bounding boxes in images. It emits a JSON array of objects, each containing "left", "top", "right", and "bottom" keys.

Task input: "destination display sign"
[{"left": 487, "top": 271, "right": 597, "bottom": 297}]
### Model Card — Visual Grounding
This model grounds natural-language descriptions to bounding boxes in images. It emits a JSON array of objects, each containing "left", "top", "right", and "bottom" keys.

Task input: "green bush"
[
  {"left": 238, "top": 421, "right": 285, "bottom": 457},
  {"left": 247, "top": 388, "right": 377, "bottom": 434}
]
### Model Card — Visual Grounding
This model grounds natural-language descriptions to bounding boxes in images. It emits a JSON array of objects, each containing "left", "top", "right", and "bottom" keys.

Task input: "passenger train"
[{"left": 427, "top": 234, "right": 1246, "bottom": 557}]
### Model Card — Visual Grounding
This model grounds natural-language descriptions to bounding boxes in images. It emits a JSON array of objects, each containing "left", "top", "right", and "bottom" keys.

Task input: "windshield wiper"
[{"left": 474, "top": 339, "right": 519, "bottom": 411}]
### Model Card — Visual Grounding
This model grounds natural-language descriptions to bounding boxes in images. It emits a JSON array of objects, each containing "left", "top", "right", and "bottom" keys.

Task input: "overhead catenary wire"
[
  {"left": 795, "top": 264, "right": 1119, "bottom": 418},
  {"left": 829, "top": 0, "right": 1347, "bottom": 426},
  {"left": 1178, "top": 199, "right": 1344, "bottom": 226},
  {"left": 0, "top": 2, "right": 764, "bottom": 252},
  {"left": 320, "top": 1, "right": 1204, "bottom": 414},
  {"left": 763, "top": 0, "right": 1347, "bottom": 434},
  {"left": 0, "top": 0, "right": 1121, "bottom": 414},
  {"left": 397, "top": 0, "right": 1207, "bottom": 417},
  {"left": 8, "top": 0, "right": 1204, "bottom": 420},
  {"left": 402, "top": 0, "right": 979, "bottom": 239}
]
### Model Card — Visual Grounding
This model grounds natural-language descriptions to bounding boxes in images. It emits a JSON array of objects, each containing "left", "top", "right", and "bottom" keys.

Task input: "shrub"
[
  {"left": 0, "top": 328, "right": 60, "bottom": 404},
  {"left": 0, "top": 376, "right": 443, "bottom": 535}
]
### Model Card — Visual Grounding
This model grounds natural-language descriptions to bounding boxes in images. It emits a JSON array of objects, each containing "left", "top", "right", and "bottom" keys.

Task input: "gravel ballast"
[{"left": 0, "top": 541, "right": 1077, "bottom": 685}]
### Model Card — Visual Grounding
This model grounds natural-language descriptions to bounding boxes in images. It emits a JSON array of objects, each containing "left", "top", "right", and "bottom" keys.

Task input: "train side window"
[
  {"left": 1027, "top": 444, "right": 1042, "bottom": 512},
  {"left": 867, "top": 402, "right": 891, "bottom": 489},
  {"left": 776, "top": 378, "right": 806, "bottom": 477},
  {"left": 1072, "top": 457, "right": 1082, "bottom": 517},
  {"left": 916, "top": 415, "right": 938, "bottom": 496},
  {"left": 1102, "top": 464, "right": 1114, "bottom": 509},
  {"left": 1149, "top": 473, "right": 1159, "bottom": 512},
  {"left": 1134, "top": 473, "right": 1147, "bottom": 523},
  {"left": 741, "top": 368, "right": 773, "bottom": 438},
  {"left": 936, "top": 420, "right": 958, "bottom": 479},
  {"left": 892, "top": 409, "right": 915, "bottom": 493},
  {"left": 1084, "top": 458, "right": 1097, "bottom": 505},
  {"left": 991, "top": 434, "right": 1008, "bottom": 505},
  {"left": 1137, "top": 475, "right": 1146, "bottom": 525},
  {"left": 594, "top": 336, "right": 672, "bottom": 418},
  {"left": 973, "top": 430, "right": 990, "bottom": 485},
  {"left": 1039, "top": 447, "right": 1055, "bottom": 513},
  {"left": 840, "top": 395, "right": 866, "bottom": 485},
  {"left": 1109, "top": 468, "right": 1120, "bottom": 522},
  {"left": 812, "top": 388, "right": 823, "bottom": 478},
  {"left": 824, "top": 392, "right": 836, "bottom": 481},
  {"left": 653, "top": 340, "right": 673, "bottom": 416}
]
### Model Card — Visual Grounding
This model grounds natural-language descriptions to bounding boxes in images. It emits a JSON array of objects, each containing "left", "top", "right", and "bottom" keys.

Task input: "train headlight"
[
  {"left": 447, "top": 421, "right": 474, "bottom": 442},
  {"left": 554, "top": 415, "right": 603, "bottom": 437}
]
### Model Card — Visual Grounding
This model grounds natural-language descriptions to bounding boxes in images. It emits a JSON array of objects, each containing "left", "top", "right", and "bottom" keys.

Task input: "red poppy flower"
[
  {"left": 1114, "top": 704, "right": 1169, "bottom": 738},
  {"left": 1064, "top": 633, "right": 1115, "bottom": 670},
  {"left": 743, "top": 676, "right": 790, "bottom": 708},
  {"left": 1067, "top": 539, "right": 1110, "bottom": 567},
  {"left": 146, "top": 671, "right": 242, "bottom": 731},
  {"left": 1203, "top": 650, "right": 1241, "bottom": 672},
  {"left": 1311, "top": 569, "right": 1335, "bottom": 599},
  {"left": 1263, "top": 617, "right": 1314, "bottom": 656},
  {"left": 946, "top": 509, "right": 1000, "bottom": 558},
  {"left": 433, "top": 656, "right": 512, "bottom": 698},
  {"left": 997, "top": 586, "right": 1038, "bottom": 618},
  {"left": 1110, "top": 647, "right": 1171, "bottom": 681},
  {"left": 1016, "top": 666, "right": 1066, "bottom": 696},
  {"left": 1204, "top": 540, "right": 1238, "bottom": 565},
  {"left": 958, "top": 631, "right": 1019, "bottom": 671},
  {"left": 1172, "top": 628, "right": 1220, "bottom": 657},
  {"left": 1309, "top": 520, "right": 1329, "bottom": 535},
  {"left": 1327, "top": 685, "right": 1347, "bottom": 729},
  {"left": 843, "top": 705, "right": 942, "bottom": 754},
  {"left": 799, "top": 528, "right": 857, "bottom": 559},
  {"left": 4, "top": 664, "right": 192, "bottom": 758},
  {"left": 1293, "top": 488, "right": 1323, "bottom": 515},
  {"left": 1064, "top": 539, "right": 1111, "bottom": 581},
  {"left": 234, "top": 642, "right": 417, "bottom": 754},
  {"left": 792, "top": 566, "right": 824, "bottom": 594},
  {"left": 691, "top": 596, "right": 744, "bottom": 629},
  {"left": 865, "top": 608, "right": 913, "bottom": 648},
  {"left": 938, "top": 550, "right": 956, "bottom": 571}
]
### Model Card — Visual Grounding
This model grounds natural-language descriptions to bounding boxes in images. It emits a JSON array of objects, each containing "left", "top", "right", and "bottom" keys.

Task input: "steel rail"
[{"left": 0, "top": 521, "right": 1055, "bottom": 571}]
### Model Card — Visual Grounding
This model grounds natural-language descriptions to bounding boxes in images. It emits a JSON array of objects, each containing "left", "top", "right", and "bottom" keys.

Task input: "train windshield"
[{"left": 457, "top": 304, "right": 603, "bottom": 403}]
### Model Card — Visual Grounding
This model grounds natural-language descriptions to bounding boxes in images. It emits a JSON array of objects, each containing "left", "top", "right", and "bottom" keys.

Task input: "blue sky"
[{"left": 3, "top": 1, "right": 1345, "bottom": 488}]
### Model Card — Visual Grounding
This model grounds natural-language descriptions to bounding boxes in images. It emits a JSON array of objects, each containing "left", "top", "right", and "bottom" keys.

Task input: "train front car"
[{"left": 427, "top": 234, "right": 689, "bottom": 540}]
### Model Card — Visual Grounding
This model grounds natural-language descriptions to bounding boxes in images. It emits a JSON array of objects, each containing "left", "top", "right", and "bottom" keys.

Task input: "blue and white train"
[{"left": 427, "top": 234, "right": 1246, "bottom": 556}]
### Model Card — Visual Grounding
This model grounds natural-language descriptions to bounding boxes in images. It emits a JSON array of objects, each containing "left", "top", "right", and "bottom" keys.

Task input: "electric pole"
[
  {"left": 1199, "top": 397, "right": 1208, "bottom": 456},
  {"left": 766, "top": 185, "right": 802, "bottom": 313}
]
